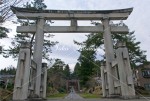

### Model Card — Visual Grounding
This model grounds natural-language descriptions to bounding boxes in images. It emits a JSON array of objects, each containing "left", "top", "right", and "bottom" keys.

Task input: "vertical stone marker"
[
  {"left": 13, "top": 42, "right": 31, "bottom": 100},
  {"left": 116, "top": 42, "right": 136, "bottom": 99},
  {"left": 33, "top": 17, "right": 45, "bottom": 97},
  {"left": 101, "top": 62, "right": 106, "bottom": 97},
  {"left": 41, "top": 63, "right": 48, "bottom": 98}
]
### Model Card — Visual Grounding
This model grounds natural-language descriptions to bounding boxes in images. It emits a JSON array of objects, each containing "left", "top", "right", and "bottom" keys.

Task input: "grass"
[
  {"left": 80, "top": 93, "right": 102, "bottom": 98},
  {"left": 138, "top": 94, "right": 150, "bottom": 97},
  {"left": 47, "top": 93, "right": 67, "bottom": 98},
  {"left": 47, "top": 93, "right": 102, "bottom": 99},
  {"left": 0, "top": 88, "right": 12, "bottom": 101}
]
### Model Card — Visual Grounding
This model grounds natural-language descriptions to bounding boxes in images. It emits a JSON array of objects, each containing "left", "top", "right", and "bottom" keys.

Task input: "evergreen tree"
[
  {"left": 74, "top": 22, "right": 147, "bottom": 87},
  {"left": 0, "top": 65, "right": 16, "bottom": 75},
  {"left": 77, "top": 49, "right": 96, "bottom": 86},
  {"left": 47, "top": 59, "right": 66, "bottom": 92},
  {"left": 73, "top": 62, "right": 80, "bottom": 78},
  {"left": 63, "top": 64, "right": 71, "bottom": 79},
  {"left": 74, "top": 23, "right": 147, "bottom": 68},
  {"left": 3, "top": 0, "right": 58, "bottom": 60},
  {"left": 0, "top": 27, "right": 9, "bottom": 54},
  {"left": 25, "top": 0, "right": 47, "bottom": 10}
]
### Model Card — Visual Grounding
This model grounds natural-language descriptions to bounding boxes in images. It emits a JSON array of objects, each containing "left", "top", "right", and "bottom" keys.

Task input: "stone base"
[
  {"left": 107, "top": 94, "right": 120, "bottom": 98},
  {"left": 120, "top": 95, "right": 140, "bottom": 100},
  {"left": 12, "top": 98, "right": 47, "bottom": 101},
  {"left": 27, "top": 98, "right": 47, "bottom": 101},
  {"left": 103, "top": 95, "right": 140, "bottom": 100}
]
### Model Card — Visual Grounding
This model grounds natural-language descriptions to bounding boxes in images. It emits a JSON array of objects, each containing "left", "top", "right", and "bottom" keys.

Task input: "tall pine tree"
[
  {"left": 3, "top": 0, "right": 58, "bottom": 60},
  {"left": 74, "top": 23, "right": 147, "bottom": 68}
]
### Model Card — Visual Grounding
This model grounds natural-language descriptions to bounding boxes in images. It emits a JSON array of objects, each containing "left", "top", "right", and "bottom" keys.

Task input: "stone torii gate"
[{"left": 11, "top": 6, "right": 136, "bottom": 100}]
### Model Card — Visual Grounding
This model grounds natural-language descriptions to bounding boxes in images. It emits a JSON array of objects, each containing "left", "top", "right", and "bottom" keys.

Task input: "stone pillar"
[
  {"left": 66, "top": 80, "right": 69, "bottom": 92},
  {"left": 102, "top": 18, "right": 115, "bottom": 96},
  {"left": 77, "top": 80, "right": 80, "bottom": 92},
  {"left": 28, "top": 60, "right": 37, "bottom": 98},
  {"left": 33, "top": 17, "right": 45, "bottom": 97},
  {"left": 13, "top": 42, "right": 31, "bottom": 100},
  {"left": 116, "top": 42, "right": 135, "bottom": 98},
  {"left": 101, "top": 62, "right": 106, "bottom": 97},
  {"left": 41, "top": 63, "right": 47, "bottom": 98}
]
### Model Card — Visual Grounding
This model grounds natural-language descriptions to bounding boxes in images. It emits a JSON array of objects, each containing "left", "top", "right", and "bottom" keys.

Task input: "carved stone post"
[
  {"left": 116, "top": 42, "right": 136, "bottom": 98},
  {"left": 40, "top": 63, "right": 47, "bottom": 98},
  {"left": 13, "top": 42, "right": 31, "bottom": 100},
  {"left": 28, "top": 60, "right": 37, "bottom": 98},
  {"left": 101, "top": 62, "right": 106, "bottom": 97}
]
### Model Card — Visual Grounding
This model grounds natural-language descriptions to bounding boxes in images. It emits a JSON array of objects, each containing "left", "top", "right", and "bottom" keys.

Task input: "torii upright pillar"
[
  {"left": 33, "top": 17, "right": 45, "bottom": 97},
  {"left": 102, "top": 18, "right": 118, "bottom": 96}
]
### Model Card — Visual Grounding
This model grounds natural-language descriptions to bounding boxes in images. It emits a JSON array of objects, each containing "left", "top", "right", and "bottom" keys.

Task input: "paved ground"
[
  {"left": 47, "top": 98, "right": 150, "bottom": 101},
  {"left": 47, "top": 87, "right": 150, "bottom": 101},
  {"left": 47, "top": 97, "right": 150, "bottom": 101},
  {"left": 48, "top": 88, "right": 150, "bottom": 101},
  {"left": 47, "top": 91, "right": 150, "bottom": 101}
]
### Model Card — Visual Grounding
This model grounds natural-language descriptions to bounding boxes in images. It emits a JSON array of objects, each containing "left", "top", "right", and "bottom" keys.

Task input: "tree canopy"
[
  {"left": 47, "top": 59, "right": 71, "bottom": 93},
  {"left": 1, "top": 0, "right": 58, "bottom": 61},
  {"left": 73, "top": 22, "right": 148, "bottom": 87},
  {"left": 74, "top": 23, "right": 147, "bottom": 68}
]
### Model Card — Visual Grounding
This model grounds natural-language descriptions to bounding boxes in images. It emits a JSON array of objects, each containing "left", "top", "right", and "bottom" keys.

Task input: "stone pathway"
[
  {"left": 47, "top": 98, "right": 150, "bottom": 101},
  {"left": 64, "top": 92, "right": 83, "bottom": 100},
  {"left": 47, "top": 87, "right": 150, "bottom": 101},
  {"left": 64, "top": 87, "right": 84, "bottom": 100}
]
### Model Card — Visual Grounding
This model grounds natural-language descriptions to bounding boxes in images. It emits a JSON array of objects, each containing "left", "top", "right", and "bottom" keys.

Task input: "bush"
[{"left": 58, "top": 87, "right": 66, "bottom": 93}]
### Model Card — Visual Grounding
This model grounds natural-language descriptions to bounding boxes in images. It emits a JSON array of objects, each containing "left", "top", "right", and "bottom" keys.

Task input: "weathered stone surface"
[
  {"left": 33, "top": 18, "right": 45, "bottom": 97},
  {"left": 16, "top": 25, "right": 128, "bottom": 33},
  {"left": 13, "top": 43, "right": 31, "bottom": 100},
  {"left": 11, "top": 6, "right": 133, "bottom": 20}
]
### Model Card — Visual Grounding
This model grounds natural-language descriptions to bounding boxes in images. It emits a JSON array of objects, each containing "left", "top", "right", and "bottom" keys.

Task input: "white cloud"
[{"left": 0, "top": 0, "right": 150, "bottom": 69}]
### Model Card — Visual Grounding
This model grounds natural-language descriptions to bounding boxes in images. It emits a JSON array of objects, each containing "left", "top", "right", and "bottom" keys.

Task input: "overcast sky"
[{"left": 0, "top": 0, "right": 150, "bottom": 70}]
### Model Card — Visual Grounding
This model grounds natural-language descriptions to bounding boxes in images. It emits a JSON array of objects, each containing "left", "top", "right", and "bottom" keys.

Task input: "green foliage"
[
  {"left": 0, "top": 65, "right": 16, "bottom": 75},
  {"left": 73, "top": 50, "right": 101, "bottom": 87},
  {"left": 5, "top": 83, "right": 14, "bottom": 91},
  {"left": 0, "top": 27, "right": 9, "bottom": 39},
  {"left": 74, "top": 22, "right": 147, "bottom": 88},
  {"left": 76, "top": 49, "right": 97, "bottom": 87},
  {"left": 72, "top": 62, "right": 80, "bottom": 78},
  {"left": 75, "top": 30, "right": 147, "bottom": 68},
  {"left": 80, "top": 93, "right": 101, "bottom": 98},
  {"left": 24, "top": 0, "right": 47, "bottom": 10},
  {"left": 0, "top": 26, "right": 9, "bottom": 54},
  {"left": 3, "top": 0, "right": 58, "bottom": 60},
  {"left": 63, "top": 64, "right": 71, "bottom": 79},
  {"left": 47, "top": 59, "right": 71, "bottom": 93},
  {"left": 47, "top": 93, "right": 67, "bottom": 98},
  {"left": 112, "top": 31, "right": 147, "bottom": 67}
]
